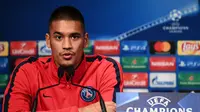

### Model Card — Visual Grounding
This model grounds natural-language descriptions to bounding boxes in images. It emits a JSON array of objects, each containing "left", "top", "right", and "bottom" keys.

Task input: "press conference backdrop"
[{"left": 0, "top": 0, "right": 200, "bottom": 111}]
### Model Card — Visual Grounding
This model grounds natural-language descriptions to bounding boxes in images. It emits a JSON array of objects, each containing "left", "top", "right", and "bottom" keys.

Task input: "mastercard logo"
[{"left": 154, "top": 41, "right": 171, "bottom": 52}]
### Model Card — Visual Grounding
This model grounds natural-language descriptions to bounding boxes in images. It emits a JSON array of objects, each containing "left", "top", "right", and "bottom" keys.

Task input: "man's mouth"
[{"left": 63, "top": 53, "right": 72, "bottom": 60}]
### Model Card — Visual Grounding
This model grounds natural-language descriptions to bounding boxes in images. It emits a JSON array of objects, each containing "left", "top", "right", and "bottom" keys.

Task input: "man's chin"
[{"left": 59, "top": 62, "right": 74, "bottom": 68}]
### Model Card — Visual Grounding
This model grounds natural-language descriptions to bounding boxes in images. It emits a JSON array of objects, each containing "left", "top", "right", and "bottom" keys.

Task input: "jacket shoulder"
[{"left": 13, "top": 56, "right": 51, "bottom": 73}]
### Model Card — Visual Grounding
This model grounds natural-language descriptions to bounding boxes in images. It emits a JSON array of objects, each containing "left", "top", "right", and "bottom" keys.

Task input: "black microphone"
[
  {"left": 64, "top": 66, "right": 107, "bottom": 112},
  {"left": 31, "top": 67, "right": 65, "bottom": 112}
]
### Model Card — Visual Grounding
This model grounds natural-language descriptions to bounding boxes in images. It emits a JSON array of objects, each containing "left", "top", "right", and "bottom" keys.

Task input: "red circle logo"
[{"left": 154, "top": 41, "right": 171, "bottom": 52}]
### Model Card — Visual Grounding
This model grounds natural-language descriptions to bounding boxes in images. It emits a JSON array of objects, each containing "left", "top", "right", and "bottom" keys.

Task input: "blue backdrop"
[
  {"left": 0, "top": 0, "right": 199, "bottom": 41},
  {"left": 0, "top": 0, "right": 200, "bottom": 111}
]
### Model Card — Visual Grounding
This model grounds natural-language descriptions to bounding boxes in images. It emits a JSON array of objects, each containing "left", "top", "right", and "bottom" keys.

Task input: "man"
[{"left": 3, "top": 6, "right": 123, "bottom": 112}]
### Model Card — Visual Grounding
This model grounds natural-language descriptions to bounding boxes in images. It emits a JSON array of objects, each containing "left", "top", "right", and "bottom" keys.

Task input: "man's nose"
[{"left": 62, "top": 37, "right": 72, "bottom": 50}]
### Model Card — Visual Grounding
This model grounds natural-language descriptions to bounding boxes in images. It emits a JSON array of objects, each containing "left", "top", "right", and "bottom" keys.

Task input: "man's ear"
[
  {"left": 84, "top": 32, "right": 89, "bottom": 48},
  {"left": 45, "top": 33, "right": 51, "bottom": 48}
]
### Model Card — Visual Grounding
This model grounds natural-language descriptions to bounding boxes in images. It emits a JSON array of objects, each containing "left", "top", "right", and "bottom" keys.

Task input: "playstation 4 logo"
[
  {"left": 179, "top": 61, "right": 186, "bottom": 67},
  {"left": 122, "top": 44, "right": 146, "bottom": 52},
  {"left": 122, "top": 45, "right": 129, "bottom": 51},
  {"left": 179, "top": 59, "right": 200, "bottom": 70}
]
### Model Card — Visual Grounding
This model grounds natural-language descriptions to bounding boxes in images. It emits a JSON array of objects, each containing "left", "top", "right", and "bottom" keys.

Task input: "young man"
[{"left": 3, "top": 6, "right": 123, "bottom": 112}]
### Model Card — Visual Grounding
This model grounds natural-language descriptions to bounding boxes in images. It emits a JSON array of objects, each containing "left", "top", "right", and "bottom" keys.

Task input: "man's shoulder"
[
  {"left": 85, "top": 54, "right": 120, "bottom": 65},
  {"left": 15, "top": 56, "right": 52, "bottom": 70},
  {"left": 37, "top": 56, "right": 52, "bottom": 64}
]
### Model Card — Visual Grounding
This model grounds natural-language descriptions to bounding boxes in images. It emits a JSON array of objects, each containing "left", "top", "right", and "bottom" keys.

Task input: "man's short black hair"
[{"left": 48, "top": 6, "right": 85, "bottom": 31}]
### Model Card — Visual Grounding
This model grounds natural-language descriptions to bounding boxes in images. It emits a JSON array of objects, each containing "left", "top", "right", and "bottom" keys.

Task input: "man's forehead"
[
  {"left": 50, "top": 20, "right": 82, "bottom": 28},
  {"left": 53, "top": 31, "right": 82, "bottom": 36},
  {"left": 49, "top": 20, "right": 84, "bottom": 34}
]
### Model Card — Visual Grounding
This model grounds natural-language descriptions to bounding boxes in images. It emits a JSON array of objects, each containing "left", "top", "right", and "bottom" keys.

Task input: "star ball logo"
[
  {"left": 126, "top": 96, "right": 192, "bottom": 112},
  {"left": 169, "top": 9, "right": 182, "bottom": 22}
]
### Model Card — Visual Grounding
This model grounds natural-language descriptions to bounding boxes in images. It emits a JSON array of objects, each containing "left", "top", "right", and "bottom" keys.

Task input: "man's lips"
[
  {"left": 63, "top": 54, "right": 72, "bottom": 60},
  {"left": 61, "top": 52, "right": 75, "bottom": 60}
]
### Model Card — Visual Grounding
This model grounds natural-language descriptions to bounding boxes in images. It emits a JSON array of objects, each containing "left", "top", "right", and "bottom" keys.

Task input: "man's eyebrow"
[
  {"left": 69, "top": 32, "right": 83, "bottom": 37},
  {"left": 69, "top": 32, "right": 82, "bottom": 36},
  {"left": 53, "top": 32, "right": 63, "bottom": 35},
  {"left": 53, "top": 32, "right": 83, "bottom": 36}
]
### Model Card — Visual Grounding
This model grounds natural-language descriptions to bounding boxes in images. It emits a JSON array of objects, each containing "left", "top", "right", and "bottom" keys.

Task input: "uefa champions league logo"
[
  {"left": 147, "top": 96, "right": 171, "bottom": 107},
  {"left": 169, "top": 9, "right": 182, "bottom": 22},
  {"left": 162, "top": 9, "right": 189, "bottom": 33},
  {"left": 126, "top": 96, "right": 192, "bottom": 112}
]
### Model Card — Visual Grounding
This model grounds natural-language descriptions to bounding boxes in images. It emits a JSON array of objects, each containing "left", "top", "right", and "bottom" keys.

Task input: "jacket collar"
[{"left": 50, "top": 54, "right": 87, "bottom": 84}]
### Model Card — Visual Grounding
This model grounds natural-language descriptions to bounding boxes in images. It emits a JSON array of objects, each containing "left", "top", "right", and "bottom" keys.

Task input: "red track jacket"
[{"left": 3, "top": 55, "right": 123, "bottom": 112}]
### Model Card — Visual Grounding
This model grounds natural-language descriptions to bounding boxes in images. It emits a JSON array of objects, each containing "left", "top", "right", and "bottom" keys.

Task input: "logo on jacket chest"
[{"left": 80, "top": 86, "right": 96, "bottom": 102}]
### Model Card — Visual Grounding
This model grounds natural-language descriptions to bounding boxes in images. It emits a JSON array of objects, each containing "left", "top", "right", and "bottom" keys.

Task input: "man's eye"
[
  {"left": 55, "top": 36, "right": 62, "bottom": 40},
  {"left": 71, "top": 36, "right": 80, "bottom": 40}
]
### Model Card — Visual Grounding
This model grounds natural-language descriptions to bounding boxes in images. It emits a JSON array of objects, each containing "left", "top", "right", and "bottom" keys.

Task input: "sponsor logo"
[
  {"left": 0, "top": 62, "right": 7, "bottom": 68},
  {"left": 169, "top": 9, "right": 182, "bottom": 22},
  {"left": 121, "top": 57, "right": 148, "bottom": 71},
  {"left": 80, "top": 86, "right": 96, "bottom": 102},
  {"left": 0, "top": 42, "right": 9, "bottom": 56},
  {"left": 147, "top": 96, "right": 171, "bottom": 107},
  {"left": 0, "top": 44, "right": 4, "bottom": 52},
  {"left": 179, "top": 72, "right": 200, "bottom": 88},
  {"left": 126, "top": 96, "right": 192, "bottom": 112},
  {"left": 162, "top": 9, "right": 189, "bottom": 33},
  {"left": 38, "top": 41, "right": 51, "bottom": 56},
  {"left": 121, "top": 41, "right": 147, "bottom": 54},
  {"left": 178, "top": 57, "right": 200, "bottom": 70},
  {"left": 149, "top": 56, "right": 176, "bottom": 71},
  {"left": 0, "top": 58, "right": 8, "bottom": 68},
  {"left": 40, "top": 45, "right": 51, "bottom": 54},
  {"left": 152, "top": 76, "right": 174, "bottom": 86},
  {"left": 189, "top": 76, "right": 194, "bottom": 81},
  {"left": 84, "top": 41, "right": 93, "bottom": 54},
  {"left": 153, "top": 41, "right": 171, "bottom": 52},
  {"left": 94, "top": 41, "right": 120, "bottom": 55},
  {"left": 123, "top": 73, "right": 148, "bottom": 87},
  {"left": 0, "top": 74, "right": 8, "bottom": 88},
  {"left": 149, "top": 41, "right": 175, "bottom": 54},
  {"left": 122, "top": 45, "right": 129, "bottom": 51},
  {"left": 10, "top": 41, "right": 37, "bottom": 56},
  {"left": 96, "top": 46, "right": 118, "bottom": 50},
  {"left": 150, "top": 73, "right": 176, "bottom": 88},
  {"left": 178, "top": 41, "right": 200, "bottom": 55},
  {"left": 0, "top": 58, "right": 8, "bottom": 72},
  {"left": 182, "top": 43, "right": 199, "bottom": 52}
]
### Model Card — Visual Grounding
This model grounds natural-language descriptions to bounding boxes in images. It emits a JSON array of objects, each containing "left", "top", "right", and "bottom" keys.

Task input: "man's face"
[{"left": 46, "top": 20, "right": 88, "bottom": 68}]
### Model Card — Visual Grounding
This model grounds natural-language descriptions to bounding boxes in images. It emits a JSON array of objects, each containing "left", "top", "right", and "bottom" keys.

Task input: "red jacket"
[{"left": 3, "top": 55, "right": 123, "bottom": 112}]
